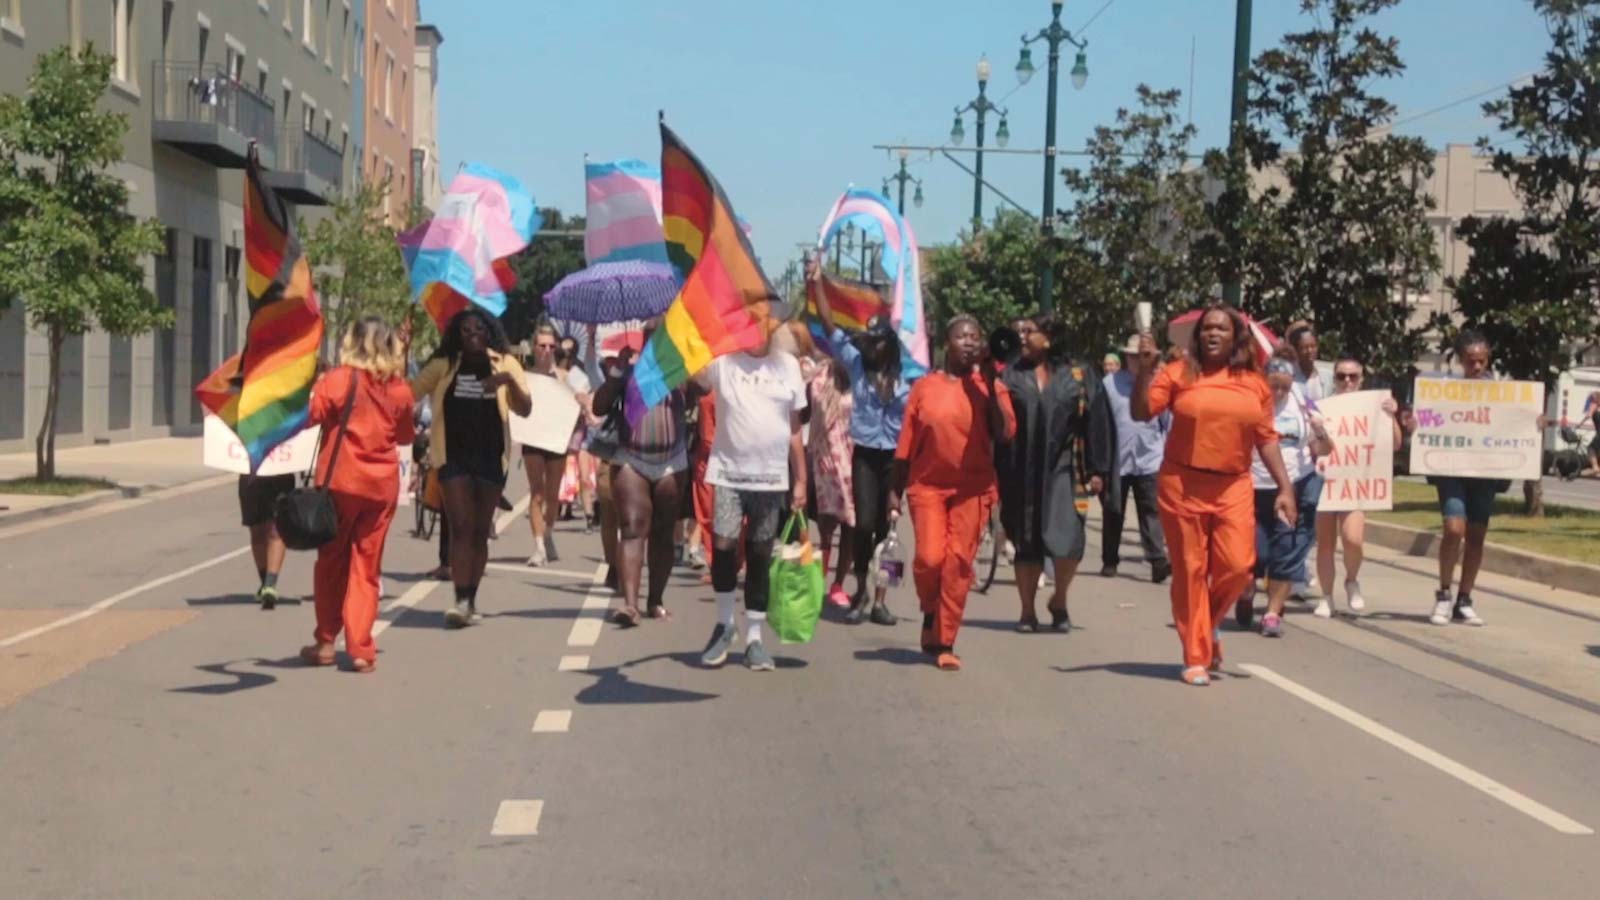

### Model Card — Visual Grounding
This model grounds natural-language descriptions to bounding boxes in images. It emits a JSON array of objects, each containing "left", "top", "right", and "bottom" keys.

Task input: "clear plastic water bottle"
[{"left": 876, "top": 530, "right": 904, "bottom": 590}]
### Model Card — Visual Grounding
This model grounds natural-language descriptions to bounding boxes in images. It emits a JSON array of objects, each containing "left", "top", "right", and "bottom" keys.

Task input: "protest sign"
[
  {"left": 509, "top": 373, "right": 582, "bottom": 454},
  {"left": 1314, "top": 391, "right": 1394, "bottom": 512},
  {"left": 1409, "top": 377, "right": 1544, "bottom": 481},
  {"left": 396, "top": 446, "right": 414, "bottom": 507},
  {"left": 203, "top": 416, "right": 316, "bottom": 476}
]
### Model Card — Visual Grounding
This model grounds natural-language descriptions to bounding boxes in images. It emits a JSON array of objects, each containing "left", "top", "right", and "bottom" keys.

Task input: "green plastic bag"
[{"left": 767, "top": 511, "right": 824, "bottom": 644}]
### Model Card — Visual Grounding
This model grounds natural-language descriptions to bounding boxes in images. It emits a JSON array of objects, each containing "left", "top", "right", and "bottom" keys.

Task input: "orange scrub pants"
[
  {"left": 909, "top": 489, "right": 994, "bottom": 653},
  {"left": 313, "top": 491, "right": 397, "bottom": 664},
  {"left": 692, "top": 453, "right": 715, "bottom": 562},
  {"left": 1157, "top": 464, "right": 1256, "bottom": 669}
]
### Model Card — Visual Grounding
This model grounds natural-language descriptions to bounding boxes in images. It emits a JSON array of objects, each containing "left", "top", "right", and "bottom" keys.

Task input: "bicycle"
[
  {"left": 410, "top": 431, "right": 440, "bottom": 540},
  {"left": 974, "top": 504, "right": 1003, "bottom": 594}
]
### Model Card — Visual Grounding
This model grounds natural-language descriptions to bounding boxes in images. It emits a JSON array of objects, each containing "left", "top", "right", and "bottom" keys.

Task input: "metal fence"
[
  {"left": 280, "top": 129, "right": 345, "bottom": 189},
  {"left": 151, "top": 62, "right": 277, "bottom": 153}
]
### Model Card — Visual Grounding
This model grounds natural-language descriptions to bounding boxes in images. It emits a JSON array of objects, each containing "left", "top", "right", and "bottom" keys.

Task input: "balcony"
[
  {"left": 264, "top": 130, "right": 345, "bottom": 205},
  {"left": 151, "top": 63, "right": 277, "bottom": 169}
]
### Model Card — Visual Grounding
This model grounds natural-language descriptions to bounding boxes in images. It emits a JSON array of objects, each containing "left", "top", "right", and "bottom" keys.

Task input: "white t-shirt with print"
[
  {"left": 704, "top": 351, "right": 808, "bottom": 491},
  {"left": 1252, "top": 383, "right": 1320, "bottom": 489}
]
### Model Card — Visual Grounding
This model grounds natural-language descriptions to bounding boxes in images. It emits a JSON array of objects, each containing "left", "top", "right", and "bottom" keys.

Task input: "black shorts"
[
  {"left": 238, "top": 474, "right": 297, "bottom": 527},
  {"left": 439, "top": 454, "right": 507, "bottom": 487}
]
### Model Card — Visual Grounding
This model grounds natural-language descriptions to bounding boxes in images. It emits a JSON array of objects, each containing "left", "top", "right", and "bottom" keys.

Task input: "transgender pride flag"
[
  {"left": 584, "top": 158, "right": 669, "bottom": 267},
  {"left": 399, "top": 162, "right": 539, "bottom": 329}
]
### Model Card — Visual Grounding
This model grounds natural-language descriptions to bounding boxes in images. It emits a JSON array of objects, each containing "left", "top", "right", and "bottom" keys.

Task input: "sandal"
[
  {"left": 1047, "top": 608, "right": 1072, "bottom": 633},
  {"left": 351, "top": 658, "right": 376, "bottom": 674},
  {"left": 1181, "top": 665, "right": 1211, "bottom": 686},
  {"left": 1015, "top": 617, "right": 1040, "bottom": 634},
  {"left": 609, "top": 607, "right": 642, "bottom": 628},
  {"left": 936, "top": 652, "right": 963, "bottom": 671},
  {"left": 299, "top": 644, "right": 335, "bottom": 666}
]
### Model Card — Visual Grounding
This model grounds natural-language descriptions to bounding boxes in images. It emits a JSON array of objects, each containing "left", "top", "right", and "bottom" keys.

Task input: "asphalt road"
[{"left": 3, "top": 469, "right": 1599, "bottom": 899}]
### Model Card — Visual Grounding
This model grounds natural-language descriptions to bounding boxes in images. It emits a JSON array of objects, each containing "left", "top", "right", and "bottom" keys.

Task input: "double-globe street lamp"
[
  {"left": 950, "top": 55, "right": 1010, "bottom": 233},
  {"left": 1017, "top": 0, "right": 1088, "bottom": 314},
  {"left": 882, "top": 147, "right": 925, "bottom": 217}
]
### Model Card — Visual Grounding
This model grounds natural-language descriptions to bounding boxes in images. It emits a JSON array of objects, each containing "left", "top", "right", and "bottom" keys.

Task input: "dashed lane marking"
[
  {"left": 564, "top": 564, "right": 611, "bottom": 647},
  {"left": 490, "top": 800, "right": 544, "bottom": 836},
  {"left": 1242, "top": 664, "right": 1595, "bottom": 836},
  {"left": 371, "top": 580, "right": 440, "bottom": 639},
  {"left": 493, "top": 494, "right": 532, "bottom": 537},
  {"left": 483, "top": 563, "right": 602, "bottom": 581},
  {"left": 557, "top": 655, "right": 590, "bottom": 671},
  {"left": 531, "top": 710, "right": 572, "bottom": 733}
]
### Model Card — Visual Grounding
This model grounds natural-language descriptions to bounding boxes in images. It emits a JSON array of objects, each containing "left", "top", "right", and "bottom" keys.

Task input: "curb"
[
  {"left": 0, "top": 474, "right": 232, "bottom": 531},
  {"left": 1364, "top": 519, "right": 1600, "bottom": 598}
]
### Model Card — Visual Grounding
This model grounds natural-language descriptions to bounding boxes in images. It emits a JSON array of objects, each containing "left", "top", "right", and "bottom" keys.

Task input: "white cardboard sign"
[
  {"left": 508, "top": 372, "right": 582, "bottom": 455},
  {"left": 202, "top": 416, "right": 317, "bottom": 476},
  {"left": 1313, "top": 391, "right": 1394, "bottom": 512}
]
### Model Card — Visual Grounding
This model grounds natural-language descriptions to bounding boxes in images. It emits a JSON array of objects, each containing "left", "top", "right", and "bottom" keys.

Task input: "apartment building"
[
  {"left": 0, "top": 0, "right": 359, "bottom": 452},
  {"left": 363, "top": 0, "right": 414, "bottom": 222},
  {"left": 411, "top": 18, "right": 442, "bottom": 213}
]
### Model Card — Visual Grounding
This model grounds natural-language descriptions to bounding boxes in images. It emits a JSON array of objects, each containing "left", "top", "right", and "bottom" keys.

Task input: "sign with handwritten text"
[
  {"left": 202, "top": 416, "right": 316, "bottom": 476},
  {"left": 1314, "top": 390, "right": 1394, "bottom": 512},
  {"left": 1409, "top": 377, "right": 1544, "bottom": 481}
]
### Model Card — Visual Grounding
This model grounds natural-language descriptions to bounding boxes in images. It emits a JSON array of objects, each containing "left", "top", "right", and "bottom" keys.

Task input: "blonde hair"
[{"left": 339, "top": 316, "right": 406, "bottom": 380}]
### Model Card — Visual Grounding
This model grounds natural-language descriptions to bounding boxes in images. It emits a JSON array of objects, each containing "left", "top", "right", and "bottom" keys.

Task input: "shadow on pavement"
[
  {"left": 169, "top": 656, "right": 307, "bottom": 695},
  {"left": 186, "top": 593, "right": 303, "bottom": 607},
  {"left": 573, "top": 652, "right": 720, "bottom": 705},
  {"left": 853, "top": 647, "right": 928, "bottom": 667},
  {"left": 1053, "top": 661, "right": 1180, "bottom": 682},
  {"left": 1587, "top": 644, "right": 1599, "bottom": 659}
]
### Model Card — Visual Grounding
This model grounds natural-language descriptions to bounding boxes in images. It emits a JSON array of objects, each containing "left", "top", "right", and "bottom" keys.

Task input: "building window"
[
  {"left": 302, "top": 97, "right": 316, "bottom": 135},
  {"left": 3, "top": 0, "right": 22, "bottom": 35},
  {"left": 256, "top": 61, "right": 269, "bottom": 96},
  {"left": 384, "top": 53, "right": 394, "bottom": 122},
  {"left": 323, "top": 0, "right": 333, "bottom": 66},
  {"left": 399, "top": 68, "right": 408, "bottom": 133},
  {"left": 301, "top": 0, "right": 313, "bottom": 48},
  {"left": 225, "top": 39, "right": 245, "bottom": 82},
  {"left": 113, "top": 0, "right": 136, "bottom": 84},
  {"left": 340, "top": 9, "right": 350, "bottom": 80}
]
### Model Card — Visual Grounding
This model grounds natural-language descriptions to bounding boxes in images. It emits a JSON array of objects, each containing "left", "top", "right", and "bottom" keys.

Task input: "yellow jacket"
[{"left": 412, "top": 352, "right": 526, "bottom": 473}]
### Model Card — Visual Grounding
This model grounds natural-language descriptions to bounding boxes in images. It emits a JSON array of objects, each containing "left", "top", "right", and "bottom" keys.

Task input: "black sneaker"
[
  {"left": 544, "top": 534, "right": 559, "bottom": 564},
  {"left": 869, "top": 601, "right": 898, "bottom": 626},
  {"left": 496, "top": 495, "right": 514, "bottom": 512},
  {"left": 1099, "top": 564, "right": 1118, "bottom": 578},
  {"left": 1151, "top": 560, "right": 1172, "bottom": 584}
]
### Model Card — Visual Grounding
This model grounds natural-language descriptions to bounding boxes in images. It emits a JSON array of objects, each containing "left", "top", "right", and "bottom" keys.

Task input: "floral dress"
[{"left": 806, "top": 357, "right": 856, "bottom": 525}]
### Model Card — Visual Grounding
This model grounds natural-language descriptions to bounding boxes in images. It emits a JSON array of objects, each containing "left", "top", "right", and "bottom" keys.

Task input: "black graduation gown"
[{"left": 995, "top": 358, "right": 1115, "bottom": 562}]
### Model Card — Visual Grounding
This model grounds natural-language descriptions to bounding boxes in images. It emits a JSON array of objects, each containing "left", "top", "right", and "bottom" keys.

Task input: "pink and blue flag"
[
  {"left": 584, "top": 159, "right": 669, "bottom": 267},
  {"left": 817, "top": 189, "right": 928, "bottom": 377},
  {"left": 399, "top": 162, "right": 539, "bottom": 330}
]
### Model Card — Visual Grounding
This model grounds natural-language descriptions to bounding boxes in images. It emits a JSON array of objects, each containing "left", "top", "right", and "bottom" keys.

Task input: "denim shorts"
[{"left": 1434, "top": 476, "right": 1498, "bottom": 526}]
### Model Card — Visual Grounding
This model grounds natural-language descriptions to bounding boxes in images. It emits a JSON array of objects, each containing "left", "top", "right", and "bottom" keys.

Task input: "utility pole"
[
  {"left": 1221, "top": 0, "right": 1253, "bottom": 308},
  {"left": 1018, "top": 0, "right": 1089, "bottom": 316},
  {"left": 952, "top": 55, "right": 1009, "bottom": 232}
]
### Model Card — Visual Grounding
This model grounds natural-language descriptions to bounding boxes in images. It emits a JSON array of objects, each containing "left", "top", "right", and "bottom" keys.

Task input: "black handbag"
[
  {"left": 274, "top": 372, "right": 359, "bottom": 551},
  {"left": 586, "top": 385, "right": 624, "bottom": 462}
]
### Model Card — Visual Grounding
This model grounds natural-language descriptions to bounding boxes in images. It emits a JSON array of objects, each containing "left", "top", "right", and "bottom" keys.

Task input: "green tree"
[
  {"left": 300, "top": 177, "right": 417, "bottom": 343},
  {"left": 924, "top": 210, "right": 1045, "bottom": 335},
  {"left": 0, "top": 47, "right": 168, "bottom": 479},
  {"left": 1206, "top": 0, "right": 1439, "bottom": 380},
  {"left": 1060, "top": 85, "right": 1217, "bottom": 355},
  {"left": 503, "top": 208, "right": 586, "bottom": 343},
  {"left": 1444, "top": 0, "right": 1600, "bottom": 515}
]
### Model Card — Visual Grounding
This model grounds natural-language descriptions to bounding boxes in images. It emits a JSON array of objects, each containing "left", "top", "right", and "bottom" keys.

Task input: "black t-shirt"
[{"left": 444, "top": 355, "right": 503, "bottom": 468}]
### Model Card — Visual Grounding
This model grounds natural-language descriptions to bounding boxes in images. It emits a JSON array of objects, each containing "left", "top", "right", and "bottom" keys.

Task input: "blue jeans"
[{"left": 1254, "top": 473, "right": 1322, "bottom": 583}]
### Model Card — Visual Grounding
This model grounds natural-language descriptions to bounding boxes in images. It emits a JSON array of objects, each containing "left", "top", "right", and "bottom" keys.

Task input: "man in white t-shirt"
[{"left": 697, "top": 330, "right": 808, "bottom": 672}]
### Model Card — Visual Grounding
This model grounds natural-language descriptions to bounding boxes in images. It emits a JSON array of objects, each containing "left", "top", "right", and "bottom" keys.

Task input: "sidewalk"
[{"left": 0, "top": 437, "right": 219, "bottom": 524}]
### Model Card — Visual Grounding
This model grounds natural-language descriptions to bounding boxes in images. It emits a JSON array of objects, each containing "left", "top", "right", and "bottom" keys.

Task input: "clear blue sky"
[{"left": 430, "top": 0, "right": 1551, "bottom": 271}]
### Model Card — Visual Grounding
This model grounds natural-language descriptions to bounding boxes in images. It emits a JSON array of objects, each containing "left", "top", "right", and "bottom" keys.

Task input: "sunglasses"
[
  {"left": 536, "top": 342, "right": 557, "bottom": 350},
  {"left": 1333, "top": 372, "right": 1362, "bottom": 382}
]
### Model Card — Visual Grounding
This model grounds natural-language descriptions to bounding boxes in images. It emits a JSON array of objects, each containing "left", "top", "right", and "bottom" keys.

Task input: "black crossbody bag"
[{"left": 275, "top": 372, "right": 359, "bottom": 550}]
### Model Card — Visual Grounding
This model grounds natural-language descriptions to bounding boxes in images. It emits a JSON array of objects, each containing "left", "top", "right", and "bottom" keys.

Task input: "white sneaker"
[
  {"left": 1312, "top": 599, "right": 1332, "bottom": 619},
  {"left": 1454, "top": 604, "right": 1485, "bottom": 627},
  {"left": 526, "top": 543, "right": 547, "bottom": 568},
  {"left": 1002, "top": 541, "right": 1017, "bottom": 564},
  {"left": 1429, "top": 590, "right": 1453, "bottom": 626},
  {"left": 1345, "top": 580, "right": 1366, "bottom": 613}
]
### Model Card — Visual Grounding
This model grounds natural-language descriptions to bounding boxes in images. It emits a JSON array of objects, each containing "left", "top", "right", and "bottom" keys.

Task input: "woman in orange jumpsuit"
[
  {"left": 299, "top": 317, "right": 417, "bottom": 673},
  {"left": 888, "top": 315, "right": 1016, "bottom": 671},
  {"left": 1131, "top": 305, "right": 1295, "bottom": 686}
]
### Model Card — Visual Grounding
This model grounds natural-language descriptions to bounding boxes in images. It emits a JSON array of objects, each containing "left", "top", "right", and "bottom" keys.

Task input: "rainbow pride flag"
[
  {"left": 807, "top": 270, "right": 886, "bottom": 332},
  {"left": 195, "top": 149, "right": 324, "bottom": 473},
  {"left": 399, "top": 162, "right": 539, "bottom": 330},
  {"left": 584, "top": 159, "right": 667, "bottom": 266},
  {"left": 625, "top": 123, "right": 775, "bottom": 424},
  {"left": 816, "top": 189, "right": 928, "bottom": 376}
]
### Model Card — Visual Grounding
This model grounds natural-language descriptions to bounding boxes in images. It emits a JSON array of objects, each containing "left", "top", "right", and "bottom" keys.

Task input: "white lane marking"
[
  {"left": 483, "top": 563, "right": 601, "bottom": 581},
  {"left": 557, "top": 655, "right": 590, "bottom": 671},
  {"left": 531, "top": 709, "right": 572, "bottom": 734},
  {"left": 565, "top": 564, "right": 610, "bottom": 647},
  {"left": 1242, "top": 664, "right": 1595, "bottom": 836},
  {"left": 0, "top": 545, "right": 251, "bottom": 648},
  {"left": 371, "top": 580, "right": 440, "bottom": 639},
  {"left": 493, "top": 493, "right": 532, "bottom": 537},
  {"left": 490, "top": 799, "right": 544, "bottom": 836},
  {"left": 0, "top": 473, "right": 236, "bottom": 540}
]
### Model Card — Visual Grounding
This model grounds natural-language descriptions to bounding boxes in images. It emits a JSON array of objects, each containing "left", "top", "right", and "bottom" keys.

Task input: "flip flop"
[
  {"left": 609, "top": 608, "right": 642, "bottom": 628},
  {"left": 1181, "top": 665, "right": 1211, "bottom": 686},
  {"left": 351, "top": 658, "right": 376, "bottom": 674},
  {"left": 1015, "top": 618, "right": 1040, "bottom": 634},
  {"left": 1047, "top": 609, "right": 1072, "bottom": 633},
  {"left": 299, "top": 644, "right": 335, "bottom": 667}
]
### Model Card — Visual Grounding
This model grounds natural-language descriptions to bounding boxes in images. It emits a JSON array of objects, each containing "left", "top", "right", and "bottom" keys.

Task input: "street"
[{"left": 4, "top": 471, "right": 1600, "bottom": 900}]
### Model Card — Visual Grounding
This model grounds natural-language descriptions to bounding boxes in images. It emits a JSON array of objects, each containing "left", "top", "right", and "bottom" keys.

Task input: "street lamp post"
[
  {"left": 882, "top": 147, "right": 924, "bottom": 217},
  {"left": 1017, "top": 0, "right": 1088, "bottom": 315},
  {"left": 951, "top": 54, "right": 1009, "bottom": 233},
  {"left": 1221, "top": 0, "right": 1253, "bottom": 308}
]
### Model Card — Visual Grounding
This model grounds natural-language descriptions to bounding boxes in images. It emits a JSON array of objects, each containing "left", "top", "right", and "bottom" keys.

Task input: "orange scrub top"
[
  {"left": 1146, "top": 361, "right": 1276, "bottom": 475},
  {"left": 895, "top": 370, "right": 1017, "bottom": 497},
  {"left": 310, "top": 366, "right": 417, "bottom": 501}
]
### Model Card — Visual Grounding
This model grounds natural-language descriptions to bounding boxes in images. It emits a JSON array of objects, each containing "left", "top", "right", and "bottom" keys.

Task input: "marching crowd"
[{"left": 231, "top": 271, "right": 1539, "bottom": 683}]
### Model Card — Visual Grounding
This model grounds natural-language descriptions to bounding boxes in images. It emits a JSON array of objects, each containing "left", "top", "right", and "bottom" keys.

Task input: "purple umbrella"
[{"left": 543, "top": 260, "right": 681, "bottom": 324}]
